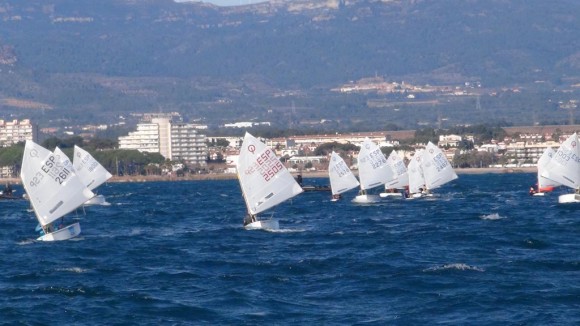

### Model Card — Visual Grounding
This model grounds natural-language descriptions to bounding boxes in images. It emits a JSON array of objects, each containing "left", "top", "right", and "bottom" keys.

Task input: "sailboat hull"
[
  {"left": 379, "top": 192, "right": 403, "bottom": 198},
  {"left": 84, "top": 194, "right": 110, "bottom": 206},
  {"left": 352, "top": 194, "right": 381, "bottom": 204},
  {"left": 244, "top": 219, "right": 280, "bottom": 231},
  {"left": 37, "top": 222, "right": 81, "bottom": 241},
  {"left": 558, "top": 193, "right": 580, "bottom": 204}
]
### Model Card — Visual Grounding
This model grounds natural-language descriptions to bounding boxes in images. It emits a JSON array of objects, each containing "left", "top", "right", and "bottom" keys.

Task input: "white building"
[
  {"left": 0, "top": 119, "right": 37, "bottom": 147},
  {"left": 119, "top": 117, "right": 207, "bottom": 167}
]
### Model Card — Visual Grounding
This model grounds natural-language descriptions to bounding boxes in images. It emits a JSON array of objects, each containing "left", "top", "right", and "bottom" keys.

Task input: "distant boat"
[
  {"left": 407, "top": 149, "right": 426, "bottom": 199},
  {"left": 532, "top": 147, "right": 559, "bottom": 196},
  {"left": 352, "top": 138, "right": 395, "bottom": 204},
  {"left": 380, "top": 150, "right": 408, "bottom": 198},
  {"left": 541, "top": 133, "right": 580, "bottom": 204},
  {"left": 237, "top": 132, "right": 303, "bottom": 230},
  {"left": 73, "top": 145, "right": 113, "bottom": 206},
  {"left": 328, "top": 151, "right": 359, "bottom": 201},
  {"left": 421, "top": 142, "right": 458, "bottom": 195},
  {"left": 21, "top": 141, "right": 94, "bottom": 241}
]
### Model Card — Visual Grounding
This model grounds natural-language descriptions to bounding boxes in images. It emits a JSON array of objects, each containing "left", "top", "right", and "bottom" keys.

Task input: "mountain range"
[{"left": 0, "top": 0, "right": 579, "bottom": 133}]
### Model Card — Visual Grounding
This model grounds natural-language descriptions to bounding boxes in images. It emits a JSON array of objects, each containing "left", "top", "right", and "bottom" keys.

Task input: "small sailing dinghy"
[
  {"left": 237, "top": 132, "right": 303, "bottom": 230},
  {"left": 421, "top": 142, "right": 458, "bottom": 196},
  {"left": 352, "top": 138, "right": 395, "bottom": 204},
  {"left": 380, "top": 150, "right": 409, "bottom": 198},
  {"left": 21, "top": 141, "right": 95, "bottom": 241},
  {"left": 73, "top": 145, "right": 113, "bottom": 206},
  {"left": 541, "top": 133, "right": 580, "bottom": 204},
  {"left": 328, "top": 151, "right": 360, "bottom": 202},
  {"left": 407, "top": 149, "right": 426, "bottom": 199},
  {"left": 533, "top": 147, "right": 559, "bottom": 196}
]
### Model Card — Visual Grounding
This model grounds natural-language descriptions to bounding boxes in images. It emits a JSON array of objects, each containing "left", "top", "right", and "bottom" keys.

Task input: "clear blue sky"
[{"left": 175, "top": 0, "right": 267, "bottom": 7}]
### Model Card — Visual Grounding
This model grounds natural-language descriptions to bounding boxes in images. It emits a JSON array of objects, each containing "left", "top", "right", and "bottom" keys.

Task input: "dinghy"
[
  {"left": 407, "top": 149, "right": 426, "bottom": 199},
  {"left": 533, "top": 147, "right": 559, "bottom": 196},
  {"left": 73, "top": 145, "right": 113, "bottom": 206},
  {"left": 20, "top": 141, "right": 94, "bottom": 241},
  {"left": 352, "top": 138, "right": 395, "bottom": 203},
  {"left": 380, "top": 150, "right": 409, "bottom": 198},
  {"left": 421, "top": 142, "right": 458, "bottom": 196},
  {"left": 328, "top": 151, "right": 360, "bottom": 202},
  {"left": 541, "top": 133, "right": 580, "bottom": 204},
  {"left": 237, "top": 132, "right": 303, "bottom": 230}
]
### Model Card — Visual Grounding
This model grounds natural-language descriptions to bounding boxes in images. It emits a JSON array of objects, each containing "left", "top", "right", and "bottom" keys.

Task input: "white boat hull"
[
  {"left": 37, "top": 222, "right": 81, "bottom": 241},
  {"left": 532, "top": 192, "right": 545, "bottom": 197},
  {"left": 558, "top": 193, "right": 580, "bottom": 204},
  {"left": 379, "top": 192, "right": 403, "bottom": 198},
  {"left": 244, "top": 219, "right": 280, "bottom": 231},
  {"left": 84, "top": 194, "right": 110, "bottom": 206},
  {"left": 352, "top": 194, "right": 381, "bottom": 204}
]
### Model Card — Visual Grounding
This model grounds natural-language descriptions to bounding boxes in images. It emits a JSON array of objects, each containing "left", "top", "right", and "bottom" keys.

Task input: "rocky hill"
[{"left": 0, "top": 0, "right": 578, "bottom": 131}]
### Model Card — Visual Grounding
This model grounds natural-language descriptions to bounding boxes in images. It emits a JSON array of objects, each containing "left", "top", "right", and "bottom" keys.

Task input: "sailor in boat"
[
  {"left": 529, "top": 186, "right": 537, "bottom": 196},
  {"left": 358, "top": 189, "right": 367, "bottom": 196},
  {"left": 243, "top": 214, "right": 257, "bottom": 226},
  {"left": 332, "top": 194, "right": 342, "bottom": 201}
]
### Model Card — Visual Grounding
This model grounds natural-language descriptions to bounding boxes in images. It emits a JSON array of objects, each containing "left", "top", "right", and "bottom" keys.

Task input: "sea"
[{"left": 0, "top": 173, "right": 578, "bottom": 325}]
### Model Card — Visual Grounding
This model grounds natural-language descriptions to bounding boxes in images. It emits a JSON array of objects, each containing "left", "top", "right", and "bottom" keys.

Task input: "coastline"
[{"left": 1, "top": 167, "right": 536, "bottom": 185}]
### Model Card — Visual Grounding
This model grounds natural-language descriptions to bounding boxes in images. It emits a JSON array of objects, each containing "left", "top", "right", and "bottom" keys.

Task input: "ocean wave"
[
  {"left": 480, "top": 213, "right": 505, "bottom": 220},
  {"left": 424, "top": 263, "right": 485, "bottom": 272},
  {"left": 56, "top": 267, "right": 89, "bottom": 273}
]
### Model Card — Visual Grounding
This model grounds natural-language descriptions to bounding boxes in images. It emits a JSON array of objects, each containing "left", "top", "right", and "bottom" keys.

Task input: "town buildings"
[
  {"left": 0, "top": 119, "right": 37, "bottom": 147},
  {"left": 119, "top": 116, "right": 207, "bottom": 167}
]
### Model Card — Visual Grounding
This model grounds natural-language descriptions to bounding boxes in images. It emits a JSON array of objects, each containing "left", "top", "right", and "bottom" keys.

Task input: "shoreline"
[{"left": 1, "top": 167, "right": 536, "bottom": 185}]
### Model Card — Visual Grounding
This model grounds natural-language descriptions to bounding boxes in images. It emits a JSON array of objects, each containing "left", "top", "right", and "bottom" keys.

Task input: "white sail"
[
  {"left": 237, "top": 132, "right": 303, "bottom": 215},
  {"left": 422, "top": 142, "right": 458, "bottom": 190},
  {"left": 384, "top": 150, "right": 409, "bottom": 189},
  {"left": 328, "top": 151, "right": 359, "bottom": 195},
  {"left": 73, "top": 145, "right": 113, "bottom": 191},
  {"left": 407, "top": 149, "right": 425, "bottom": 194},
  {"left": 537, "top": 147, "right": 560, "bottom": 189},
  {"left": 357, "top": 138, "right": 395, "bottom": 191},
  {"left": 20, "top": 141, "right": 94, "bottom": 227},
  {"left": 541, "top": 133, "right": 580, "bottom": 190}
]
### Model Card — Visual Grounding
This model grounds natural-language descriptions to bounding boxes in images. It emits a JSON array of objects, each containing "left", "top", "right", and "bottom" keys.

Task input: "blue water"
[{"left": 1, "top": 173, "right": 578, "bottom": 324}]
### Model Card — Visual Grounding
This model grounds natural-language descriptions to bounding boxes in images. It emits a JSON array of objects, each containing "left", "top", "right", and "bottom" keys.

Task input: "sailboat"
[
  {"left": 380, "top": 150, "right": 409, "bottom": 198},
  {"left": 541, "top": 133, "right": 580, "bottom": 204},
  {"left": 352, "top": 138, "right": 395, "bottom": 203},
  {"left": 328, "top": 151, "right": 360, "bottom": 202},
  {"left": 237, "top": 132, "right": 303, "bottom": 230},
  {"left": 420, "top": 142, "right": 458, "bottom": 196},
  {"left": 407, "top": 149, "right": 426, "bottom": 199},
  {"left": 20, "top": 141, "right": 95, "bottom": 241},
  {"left": 533, "top": 147, "right": 559, "bottom": 196},
  {"left": 73, "top": 145, "right": 113, "bottom": 206}
]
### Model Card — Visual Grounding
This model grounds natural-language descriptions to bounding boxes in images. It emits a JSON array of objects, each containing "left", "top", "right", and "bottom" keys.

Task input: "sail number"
[
  {"left": 244, "top": 149, "right": 284, "bottom": 182},
  {"left": 78, "top": 155, "right": 99, "bottom": 172},
  {"left": 367, "top": 148, "right": 387, "bottom": 169},
  {"left": 433, "top": 153, "right": 449, "bottom": 172},
  {"left": 36, "top": 155, "right": 71, "bottom": 185},
  {"left": 554, "top": 148, "right": 580, "bottom": 165},
  {"left": 331, "top": 160, "right": 351, "bottom": 178}
]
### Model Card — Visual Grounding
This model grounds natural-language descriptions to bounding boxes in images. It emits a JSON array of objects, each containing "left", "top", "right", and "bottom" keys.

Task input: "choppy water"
[{"left": 0, "top": 173, "right": 578, "bottom": 324}]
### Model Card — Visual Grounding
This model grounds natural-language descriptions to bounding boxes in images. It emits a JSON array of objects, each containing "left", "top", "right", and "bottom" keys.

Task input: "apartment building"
[
  {"left": 119, "top": 117, "right": 207, "bottom": 167},
  {"left": 0, "top": 119, "right": 37, "bottom": 146}
]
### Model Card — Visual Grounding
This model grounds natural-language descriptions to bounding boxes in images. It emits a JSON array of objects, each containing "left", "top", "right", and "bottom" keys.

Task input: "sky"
[{"left": 175, "top": 0, "right": 267, "bottom": 7}]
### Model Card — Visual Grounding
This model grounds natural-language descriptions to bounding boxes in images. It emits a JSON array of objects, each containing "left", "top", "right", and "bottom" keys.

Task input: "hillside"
[{"left": 0, "top": 0, "right": 579, "bottom": 131}]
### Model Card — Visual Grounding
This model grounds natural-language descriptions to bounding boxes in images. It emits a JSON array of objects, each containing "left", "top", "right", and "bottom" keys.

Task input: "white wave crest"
[
  {"left": 424, "top": 263, "right": 485, "bottom": 272},
  {"left": 56, "top": 267, "right": 88, "bottom": 273},
  {"left": 480, "top": 213, "right": 505, "bottom": 220}
]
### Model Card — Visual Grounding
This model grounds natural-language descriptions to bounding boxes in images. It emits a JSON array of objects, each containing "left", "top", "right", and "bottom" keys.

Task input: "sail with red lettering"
[
  {"left": 237, "top": 132, "right": 303, "bottom": 216},
  {"left": 541, "top": 133, "right": 580, "bottom": 191}
]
